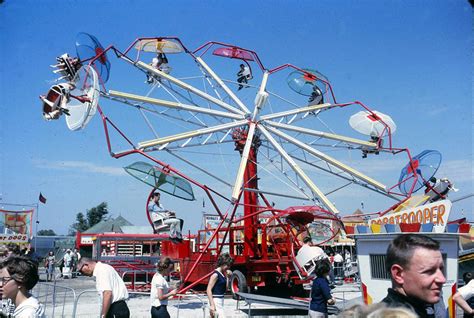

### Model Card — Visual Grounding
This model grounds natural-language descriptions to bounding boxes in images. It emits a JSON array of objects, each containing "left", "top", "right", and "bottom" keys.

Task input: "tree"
[
  {"left": 68, "top": 202, "right": 109, "bottom": 235},
  {"left": 69, "top": 212, "right": 89, "bottom": 235},
  {"left": 87, "top": 202, "right": 109, "bottom": 228},
  {"left": 37, "top": 229, "right": 56, "bottom": 236}
]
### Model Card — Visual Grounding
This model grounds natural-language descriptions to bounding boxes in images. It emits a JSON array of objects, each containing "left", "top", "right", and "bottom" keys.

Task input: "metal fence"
[
  {"left": 33, "top": 282, "right": 77, "bottom": 317},
  {"left": 32, "top": 283, "right": 208, "bottom": 318}
]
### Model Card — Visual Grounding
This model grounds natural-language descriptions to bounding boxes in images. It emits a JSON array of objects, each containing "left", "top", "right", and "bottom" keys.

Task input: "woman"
[
  {"left": 0, "top": 256, "right": 45, "bottom": 317},
  {"left": 309, "top": 259, "right": 335, "bottom": 318},
  {"left": 44, "top": 251, "right": 55, "bottom": 282},
  {"left": 206, "top": 253, "right": 234, "bottom": 318},
  {"left": 150, "top": 257, "right": 177, "bottom": 318}
]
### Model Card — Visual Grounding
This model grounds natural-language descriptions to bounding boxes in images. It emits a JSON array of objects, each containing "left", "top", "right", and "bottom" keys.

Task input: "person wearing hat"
[{"left": 148, "top": 191, "right": 183, "bottom": 242}]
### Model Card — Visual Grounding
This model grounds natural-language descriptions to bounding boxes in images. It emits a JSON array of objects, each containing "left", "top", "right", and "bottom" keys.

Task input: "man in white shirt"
[
  {"left": 333, "top": 252, "right": 344, "bottom": 278},
  {"left": 78, "top": 258, "right": 130, "bottom": 318},
  {"left": 63, "top": 249, "right": 73, "bottom": 278},
  {"left": 148, "top": 191, "right": 183, "bottom": 242}
]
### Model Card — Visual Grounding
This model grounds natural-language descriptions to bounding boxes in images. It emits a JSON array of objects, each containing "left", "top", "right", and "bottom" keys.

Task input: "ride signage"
[{"left": 369, "top": 200, "right": 452, "bottom": 233}]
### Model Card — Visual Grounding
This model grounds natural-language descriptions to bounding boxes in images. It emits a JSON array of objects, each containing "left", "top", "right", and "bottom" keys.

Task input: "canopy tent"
[
  {"left": 124, "top": 161, "right": 195, "bottom": 201},
  {"left": 134, "top": 39, "right": 185, "bottom": 54}
]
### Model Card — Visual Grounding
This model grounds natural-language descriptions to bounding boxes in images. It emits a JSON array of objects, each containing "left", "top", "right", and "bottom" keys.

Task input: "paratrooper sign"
[{"left": 369, "top": 200, "right": 452, "bottom": 233}]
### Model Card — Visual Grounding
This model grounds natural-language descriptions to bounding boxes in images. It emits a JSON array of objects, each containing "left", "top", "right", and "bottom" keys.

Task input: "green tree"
[
  {"left": 37, "top": 229, "right": 56, "bottom": 236},
  {"left": 69, "top": 212, "right": 89, "bottom": 235},
  {"left": 68, "top": 202, "right": 109, "bottom": 235},
  {"left": 87, "top": 202, "right": 109, "bottom": 228}
]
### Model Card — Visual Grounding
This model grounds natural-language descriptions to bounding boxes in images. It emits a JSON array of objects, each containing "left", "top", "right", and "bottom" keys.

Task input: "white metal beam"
[
  {"left": 138, "top": 119, "right": 247, "bottom": 149},
  {"left": 135, "top": 61, "right": 245, "bottom": 115},
  {"left": 260, "top": 103, "right": 333, "bottom": 121},
  {"left": 108, "top": 90, "right": 244, "bottom": 120},
  {"left": 265, "top": 121, "right": 377, "bottom": 148},
  {"left": 264, "top": 125, "right": 387, "bottom": 191},
  {"left": 195, "top": 57, "right": 251, "bottom": 115},
  {"left": 258, "top": 125, "right": 340, "bottom": 214},
  {"left": 231, "top": 122, "right": 256, "bottom": 201}
]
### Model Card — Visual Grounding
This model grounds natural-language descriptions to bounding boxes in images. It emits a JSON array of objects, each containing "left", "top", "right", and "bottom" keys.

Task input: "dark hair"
[
  {"left": 157, "top": 257, "right": 172, "bottom": 274},
  {"left": 216, "top": 252, "right": 234, "bottom": 267},
  {"left": 153, "top": 191, "right": 160, "bottom": 197},
  {"left": 76, "top": 257, "right": 95, "bottom": 269},
  {"left": 6, "top": 243, "right": 20, "bottom": 255},
  {"left": 386, "top": 234, "right": 440, "bottom": 272},
  {"left": 463, "top": 272, "right": 473, "bottom": 285},
  {"left": 0, "top": 256, "right": 39, "bottom": 290},
  {"left": 303, "top": 237, "right": 312, "bottom": 244},
  {"left": 314, "top": 259, "right": 331, "bottom": 277}
]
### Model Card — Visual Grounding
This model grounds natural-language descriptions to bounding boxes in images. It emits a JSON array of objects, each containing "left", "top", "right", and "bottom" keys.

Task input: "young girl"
[
  {"left": 150, "top": 257, "right": 177, "bottom": 318},
  {"left": 206, "top": 253, "right": 234, "bottom": 318},
  {"left": 309, "top": 259, "right": 335, "bottom": 318},
  {"left": 0, "top": 256, "right": 45, "bottom": 317}
]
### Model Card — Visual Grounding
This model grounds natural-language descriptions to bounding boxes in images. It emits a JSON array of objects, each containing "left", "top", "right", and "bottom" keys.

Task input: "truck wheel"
[{"left": 230, "top": 270, "right": 247, "bottom": 299}]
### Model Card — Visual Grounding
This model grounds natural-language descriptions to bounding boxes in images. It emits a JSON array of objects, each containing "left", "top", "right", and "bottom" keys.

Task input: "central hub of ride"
[{"left": 232, "top": 126, "right": 261, "bottom": 258}]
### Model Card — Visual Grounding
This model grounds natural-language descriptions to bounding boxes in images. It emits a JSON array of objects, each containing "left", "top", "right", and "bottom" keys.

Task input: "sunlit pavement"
[{"left": 36, "top": 270, "right": 364, "bottom": 317}]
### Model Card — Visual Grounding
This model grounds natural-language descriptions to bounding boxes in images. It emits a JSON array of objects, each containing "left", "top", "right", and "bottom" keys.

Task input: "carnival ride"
[{"left": 40, "top": 33, "right": 458, "bottom": 296}]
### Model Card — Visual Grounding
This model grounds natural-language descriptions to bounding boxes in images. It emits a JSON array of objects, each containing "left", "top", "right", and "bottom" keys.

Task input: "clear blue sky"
[{"left": 0, "top": 0, "right": 472, "bottom": 235}]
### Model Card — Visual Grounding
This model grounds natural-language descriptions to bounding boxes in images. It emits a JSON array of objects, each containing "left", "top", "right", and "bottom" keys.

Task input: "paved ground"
[{"left": 33, "top": 269, "right": 363, "bottom": 317}]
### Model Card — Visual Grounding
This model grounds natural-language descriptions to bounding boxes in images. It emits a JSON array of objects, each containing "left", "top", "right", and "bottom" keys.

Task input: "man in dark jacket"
[{"left": 381, "top": 234, "right": 446, "bottom": 318}]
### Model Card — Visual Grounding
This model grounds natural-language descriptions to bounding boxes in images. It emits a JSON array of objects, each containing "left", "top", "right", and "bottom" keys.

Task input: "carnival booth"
[{"left": 354, "top": 199, "right": 469, "bottom": 318}]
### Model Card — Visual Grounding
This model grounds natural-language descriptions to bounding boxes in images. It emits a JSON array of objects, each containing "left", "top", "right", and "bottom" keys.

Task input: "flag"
[{"left": 39, "top": 193, "right": 47, "bottom": 204}]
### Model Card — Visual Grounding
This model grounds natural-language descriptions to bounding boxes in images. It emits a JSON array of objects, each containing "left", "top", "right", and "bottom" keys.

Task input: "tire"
[{"left": 230, "top": 270, "right": 247, "bottom": 299}]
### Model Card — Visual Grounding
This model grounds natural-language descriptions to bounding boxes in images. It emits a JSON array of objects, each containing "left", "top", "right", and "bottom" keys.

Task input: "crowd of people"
[{"left": 0, "top": 233, "right": 471, "bottom": 317}]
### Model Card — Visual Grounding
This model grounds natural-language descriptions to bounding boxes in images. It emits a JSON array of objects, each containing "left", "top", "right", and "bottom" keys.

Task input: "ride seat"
[
  {"left": 151, "top": 214, "right": 171, "bottom": 234},
  {"left": 294, "top": 247, "right": 325, "bottom": 279},
  {"left": 159, "top": 64, "right": 172, "bottom": 75}
]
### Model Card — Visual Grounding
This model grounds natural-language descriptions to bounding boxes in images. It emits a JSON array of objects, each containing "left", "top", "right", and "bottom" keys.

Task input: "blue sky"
[{"left": 0, "top": 0, "right": 472, "bottom": 235}]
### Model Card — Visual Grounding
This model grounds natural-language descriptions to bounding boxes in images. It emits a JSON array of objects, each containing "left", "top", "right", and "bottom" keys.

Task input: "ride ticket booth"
[{"left": 356, "top": 233, "right": 458, "bottom": 317}]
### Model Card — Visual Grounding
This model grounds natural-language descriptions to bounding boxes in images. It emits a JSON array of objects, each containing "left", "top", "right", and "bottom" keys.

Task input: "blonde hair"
[
  {"left": 367, "top": 307, "right": 418, "bottom": 318},
  {"left": 338, "top": 304, "right": 418, "bottom": 318}
]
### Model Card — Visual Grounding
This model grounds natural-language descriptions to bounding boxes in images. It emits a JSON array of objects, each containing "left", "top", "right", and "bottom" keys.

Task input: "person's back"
[
  {"left": 94, "top": 262, "right": 129, "bottom": 301},
  {"left": 309, "top": 259, "right": 334, "bottom": 318},
  {"left": 14, "top": 296, "right": 45, "bottom": 318},
  {"left": 310, "top": 277, "right": 331, "bottom": 314},
  {"left": 78, "top": 258, "right": 130, "bottom": 318}
]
